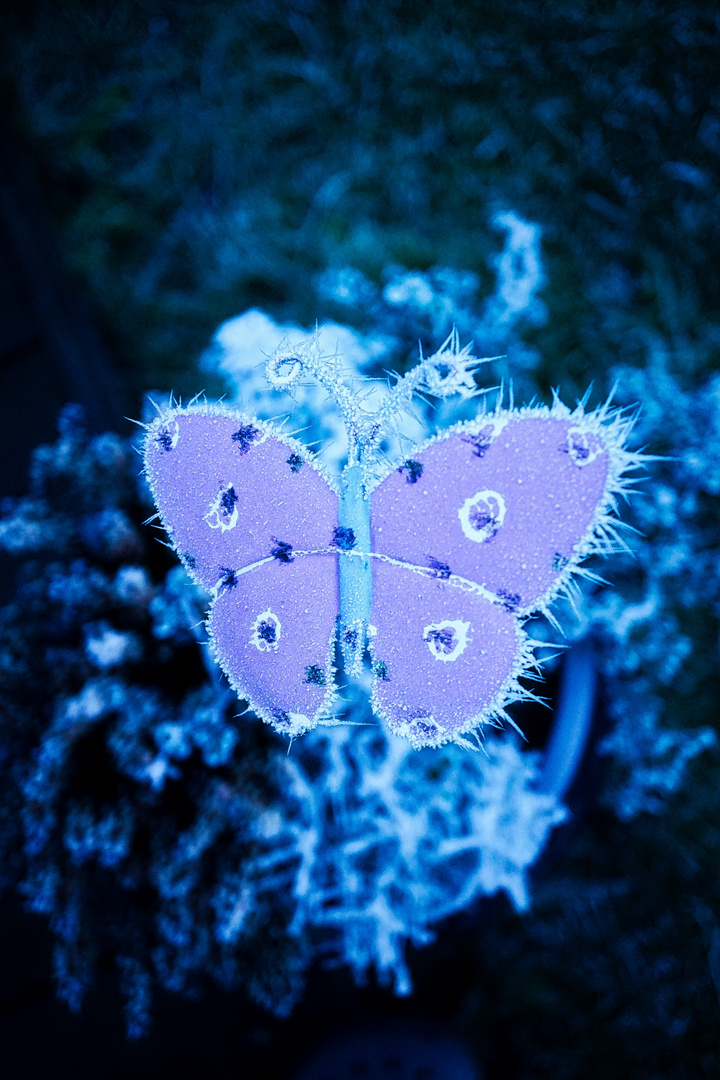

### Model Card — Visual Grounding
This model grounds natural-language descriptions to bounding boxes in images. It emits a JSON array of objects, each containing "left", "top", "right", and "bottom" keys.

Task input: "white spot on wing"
[
  {"left": 204, "top": 482, "right": 238, "bottom": 531},
  {"left": 458, "top": 490, "right": 506, "bottom": 543},
  {"left": 423, "top": 619, "right": 472, "bottom": 662},
  {"left": 250, "top": 609, "right": 282, "bottom": 652}
]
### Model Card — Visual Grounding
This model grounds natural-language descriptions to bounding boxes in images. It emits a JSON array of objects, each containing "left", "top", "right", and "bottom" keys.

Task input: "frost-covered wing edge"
[{"left": 370, "top": 388, "right": 646, "bottom": 622}]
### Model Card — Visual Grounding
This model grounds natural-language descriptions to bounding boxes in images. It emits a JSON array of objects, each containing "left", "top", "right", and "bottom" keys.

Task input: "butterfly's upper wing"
[
  {"left": 144, "top": 404, "right": 340, "bottom": 735},
  {"left": 368, "top": 403, "right": 628, "bottom": 746}
]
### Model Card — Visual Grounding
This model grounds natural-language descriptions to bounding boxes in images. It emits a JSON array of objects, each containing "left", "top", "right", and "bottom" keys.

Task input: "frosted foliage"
[
  {"left": 200, "top": 310, "right": 396, "bottom": 476},
  {"left": 245, "top": 721, "right": 566, "bottom": 993},
  {"left": 486, "top": 211, "right": 547, "bottom": 327},
  {"left": 577, "top": 362, "right": 720, "bottom": 818},
  {"left": 2, "top": 207, "right": 718, "bottom": 1039},
  {"left": 202, "top": 210, "right": 549, "bottom": 474}
]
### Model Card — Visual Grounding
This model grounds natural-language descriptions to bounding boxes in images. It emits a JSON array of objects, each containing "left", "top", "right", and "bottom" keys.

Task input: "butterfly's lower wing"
[
  {"left": 370, "top": 559, "right": 526, "bottom": 748},
  {"left": 144, "top": 404, "right": 340, "bottom": 735},
  {"left": 371, "top": 405, "right": 624, "bottom": 615},
  {"left": 209, "top": 555, "right": 339, "bottom": 736}
]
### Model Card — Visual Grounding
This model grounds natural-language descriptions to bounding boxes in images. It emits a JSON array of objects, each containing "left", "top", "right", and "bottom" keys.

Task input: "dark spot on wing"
[
  {"left": 428, "top": 557, "right": 451, "bottom": 580},
  {"left": 425, "top": 626, "right": 456, "bottom": 652},
  {"left": 464, "top": 426, "right": 495, "bottom": 458},
  {"left": 270, "top": 538, "right": 294, "bottom": 563},
  {"left": 220, "top": 487, "right": 238, "bottom": 514},
  {"left": 563, "top": 433, "right": 589, "bottom": 461},
  {"left": 182, "top": 552, "right": 196, "bottom": 569},
  {"left": 497, "top": 589, "right": 522, "bottom": 612},
  {"left": 398, "top": 459, "right": 423, "bottom": 484},
  {"left": 373, "top": 660, "right": 389, "bottom": 680},
  {"left": 286, "top": 452, "right": 304, "bottom": 473},
  {"left": 333, "top": 526, "right": 356, "bottom": 551},
  {"left": 271, "top": 707, "right": 291, "bottom": 728},
  {"left": 219, "top": 567, "right": 238, "bottom": 592},
  {"left": 552, "top": 552, "right": 569, "bottom": 572},
  {"left": 304, "top": 664, "right": 326, "bottom": 686},
  {"left": 343, "top": 627, "right": 358, "bottom": 650},
  {"left": 156, "top": 428, "right": 174, "bottom": 451},
  {"left": 258, "top": 620, "right": 277, "bottom": 644},
  {"left": 232, "top": 424, "right": 261, "bottom": 454}
]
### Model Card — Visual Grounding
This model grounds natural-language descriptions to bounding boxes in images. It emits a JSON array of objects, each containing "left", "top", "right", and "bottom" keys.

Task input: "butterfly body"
[
  {"left": 144, "top": 335, "right": 640, "bottom": 748},
  {"left": 337, "top": 463, "right": 373, "bottom": 672}
]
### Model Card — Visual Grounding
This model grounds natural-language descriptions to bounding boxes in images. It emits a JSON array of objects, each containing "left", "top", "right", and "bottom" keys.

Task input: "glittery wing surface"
[
  {"left": 143, "top": 403, "right": 340, "bottom": 735},
  {"left": 369, "top": 559, "right": 530, "bottom": 748},
  {"left": 208, "top": 554, "right": 339, "bottom": 736},
  {"left": 144, "top": 404, "right": 339, "bottom": 588},
  {"left": 370, "top": 403, "right": 626, "bottom": 616},
  {"left": 368, "top": 400, "right": 632, "bottom": 746}
]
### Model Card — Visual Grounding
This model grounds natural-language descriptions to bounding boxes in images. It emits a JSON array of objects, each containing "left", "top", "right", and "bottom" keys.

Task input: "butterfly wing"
[
  {"left": 371, "top": 405, "right": 623, "bottom": 615},
  {"left": 369, "top": 402, "right": 630, "bottom": 746},
  {"left": 208, "top": 554, "right": 338, "bottom": 736},
  {"left": 369, "top": 559, "right": 527, "bottom": 747},
  {"left": 145, "top": 405, "right": 338, "bottom": 589},
  {"left": 144, "top": 403, "right": 340, "bottom": 735}
]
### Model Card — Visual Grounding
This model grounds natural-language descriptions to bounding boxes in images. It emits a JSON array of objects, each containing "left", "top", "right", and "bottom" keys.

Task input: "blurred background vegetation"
[
  {"left": 0, "top": 2, "right": 719, "bottom": 1078},
  {"left": 3, "top": 0, "right": 718, "bottom": 407}
]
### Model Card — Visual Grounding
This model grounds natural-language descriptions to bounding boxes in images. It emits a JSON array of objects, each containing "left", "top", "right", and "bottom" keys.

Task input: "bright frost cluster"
[{"left": 250, "top": 720, "right": 566, "bottom": 995}]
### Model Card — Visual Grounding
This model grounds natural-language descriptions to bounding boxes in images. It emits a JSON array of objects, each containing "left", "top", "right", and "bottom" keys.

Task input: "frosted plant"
[
  {"left": 315, "top": 210, "right": 548, "bottom": 389},
  {"left": 200, "top": 310, "right": 398, "bottom": 478},
  {"left": 206, "top": 213, "right": 551, "bottom": 467},
  {"left": 576, "top": 361, "right": 720, "bottom": 817},
  {"left": 484, "top": 210, "right": 547, "bottom": 329},
  {"left": 255, "top": 716, "right": 567, "bottom": 995},
  {"left": 2, "top": 327, "right": 713, "bottom": 1039}
]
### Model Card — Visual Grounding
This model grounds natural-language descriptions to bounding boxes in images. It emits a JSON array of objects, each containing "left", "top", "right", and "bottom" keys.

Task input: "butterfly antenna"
[{"left": 188, "top": 389, "right": 206, "bottom": 407}]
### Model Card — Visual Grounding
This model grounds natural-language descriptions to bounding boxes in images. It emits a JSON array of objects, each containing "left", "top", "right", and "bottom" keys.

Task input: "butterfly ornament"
[{"left": 143, "top": 330, "right": 640, "bottom": 750}]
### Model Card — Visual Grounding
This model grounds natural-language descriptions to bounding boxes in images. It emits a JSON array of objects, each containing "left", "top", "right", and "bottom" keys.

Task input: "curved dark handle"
[{"left": 536, "top": 639, "right": 597, "bottom": 800}]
